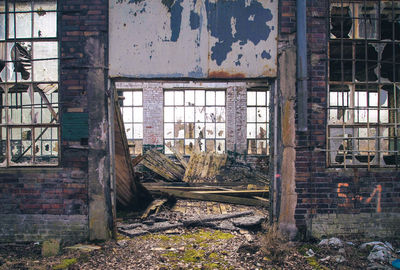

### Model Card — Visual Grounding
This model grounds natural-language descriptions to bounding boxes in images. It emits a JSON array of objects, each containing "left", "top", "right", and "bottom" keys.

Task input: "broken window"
[
  {"left": 0, "top": 0, "right": 59, "bottom": 167},
  {"left": 247, "top": 89, "right": 269, "bottom": 155},
  {"left": 117, "top": 88, "right": 143, "bottom": 156},
  {"left": 164, "top": 89, "right": 226, "bottom": 155},
  {"left": 328, "top": 1, "right": 400, "bottom": 167}
]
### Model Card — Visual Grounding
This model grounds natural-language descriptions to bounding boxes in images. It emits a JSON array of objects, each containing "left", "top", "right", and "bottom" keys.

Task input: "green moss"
[
  {"left": 52, "top": 258, "right": 77, "bottom": 270},
  {"left": 183, "top": 248, "right": 206, "bottom": 263},
  {"left": 306, "top": 257, "right": 329, "bottom": 270}
]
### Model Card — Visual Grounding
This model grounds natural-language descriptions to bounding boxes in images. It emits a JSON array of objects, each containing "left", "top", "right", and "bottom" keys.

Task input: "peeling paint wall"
[{"left": 109, "top": 0, "right": 277, "bottom": 78}]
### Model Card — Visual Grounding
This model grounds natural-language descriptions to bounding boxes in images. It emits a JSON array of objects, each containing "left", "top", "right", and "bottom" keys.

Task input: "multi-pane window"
[
  {"left": 0, "top": 0, "right": 59, "bottom": 167},
  {"left": 328, "top": 1, "right": 400, "bottom": 167},
  {"left": 119, "top": 89, "right": 143, "bottom": 156},
  {"left": 164, "top": 89, "right": 226, "bottom": 155},
  {"left": 247, "top": 90, "right": 269, "bottom": 155}
]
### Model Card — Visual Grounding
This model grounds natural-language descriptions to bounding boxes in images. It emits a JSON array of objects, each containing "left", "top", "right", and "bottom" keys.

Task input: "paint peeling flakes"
[{"left": 231, "top": 17, "right": 237, "bottom": 38}]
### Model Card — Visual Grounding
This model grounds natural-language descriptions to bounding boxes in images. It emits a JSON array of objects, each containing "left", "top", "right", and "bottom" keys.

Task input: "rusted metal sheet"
[{"left": 109, "top": 0, "right": 277, "bottom": 79}]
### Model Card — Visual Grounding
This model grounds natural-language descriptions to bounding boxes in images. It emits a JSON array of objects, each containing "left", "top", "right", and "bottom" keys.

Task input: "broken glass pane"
[
  {"left": 215, "top": 107, "right": 225, "bottom": 122},
  {"left": 215, "top": 91, "right": 225, "bottom": 106},
  {"left": 122, "top": 107, "right": 132, "bottom": 122},
  {"left": 216, "top": 140, "right": 225, "bottom": 153},
  {"left": 258, "top": 140, "right": 268, "bottom": 155},
  {"left": 247, "top": 123, "right": 256, "bottom": 139},
  {"left": 10, "top": 127, "right": 32, "bottom": 165},
  {"left": 185, "top": 139, "right": 194, "bottom": 155},
  {"left": 195, "top": 123, "right": 205, "bottom": 139},
  {"left": 185, "top": 90, "right": 195, "bottom": 106},
  {"left": 355, "top": 43, "right": 378, "bottom": 82},
  {"left": 206, "top": 140, "right": 215, "bottom": 152},
  {"left": 164, "top": 123, "right": 174, "bottom": 139},
  {"left": 205, "top": 107, "right": 215, "bottom": 122},
  {"left": 0, "top": 127, "right": 5, "bottom": 166},
  {"left": 133, "top": 140, "right": 142, "bottom": 155},
  {"left": 175, "top": 91, "right": 184, "bottom": 106},
  {"left": 257, "top": 124, "right": 267, "bottom": 139},
  {"left": 33, "top": 42, "right": 58, "bottom": 81},
  {"left": 257, "top": 107, "right": 267, "bottom": 122},
  {"left": 175, "top": 107, "right": 184, "bottom": 122},
  {"left": 216, "top": 123, "right": 225, "bottom": 138},
  {"left": 133, "top": 91, "right": 142, "bottom": 106},
  {"left": 358, "top": 2, "right": 378, "bottom": 39},
  {"left": 164, "top": 140, "right": 174, "bottom": 154},
  {"left": 7, "top": 42, "right": 32, "bottom": 82},
  {"left": 330, "top": 60, "right": 352, "bottom": 82},
  {"left": 195, "top": 106, "right": 205, "bottom": 122},
  {"left": 205, "top": 123, "right": 215, "bottom": 138},
  {"left": 185, "top": 107, "right": 194, "bottom": 122},
  {"left": 0, "top": 4, "right": 4, "bottom": 40},
  {"left": 164, "top": 107, "right": 174, "bottom": 122},
  {"left": 133, "top": 123, "right": 142, "bottom": 138},
  {"left": 34, "top": 127, "right": 58, "bottom": 165},
  {"left": 133, "top": 107, "right": 143, "bottom": 122},
  {"left": 174, "top": 122, "right": 184, "bottom": 138},
  {"left": 125, "top": 124, "right": 133, "bottom": 139},
  {"left": 195, "top": 90, "right": 205, "bottom": 106},
  {"left": 247, "top": 91, "right": 256, "bottom": 106},
  {"left": 123, "top": 92, "right": 133, "bottom": 106},
  {"left": 195, "top": 139, "right": 205, "bottom": 152},
  {"left": 34, "top": 9, "right": 56, "bottom": 38},
  {"left": 330, "top": 5, "right": 353, "bottom": 39},
  {"left": 381, "top": 1, "right": 400, "bottom": 40},
  {"left": 175, "top": 139, "right": 184, "bottom": 154},
  {"left": 165, "top": 91, "right": 174, "bottom": 105},
  {"left": 185, "top": 123, "right": 195, "bottom": 139},
  {"left": 206, "top": 91, "right": 215, "bottom": 106},
  {"left": 247, "top": 139, "right": 257, "bottom": 155}
]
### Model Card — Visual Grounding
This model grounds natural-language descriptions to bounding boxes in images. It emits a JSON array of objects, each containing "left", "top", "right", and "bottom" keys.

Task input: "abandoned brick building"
[{"left": 0, "top": 0, "right": 399, "bottom": 244}]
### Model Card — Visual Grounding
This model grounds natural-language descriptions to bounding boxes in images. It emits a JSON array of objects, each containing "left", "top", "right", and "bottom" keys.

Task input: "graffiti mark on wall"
[{"left": 337, "top": 183, "right": 382, "bottom": 213}]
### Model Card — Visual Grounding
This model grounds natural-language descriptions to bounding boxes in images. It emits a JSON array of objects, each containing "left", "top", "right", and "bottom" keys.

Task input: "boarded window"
[{"left": 0, "top": 0, "right": 59, "bottom": 167}]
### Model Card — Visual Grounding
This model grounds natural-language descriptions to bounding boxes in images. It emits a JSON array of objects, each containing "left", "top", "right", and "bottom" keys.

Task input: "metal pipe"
[{"left": 297, "top": 0, "right": 308, "bottom": 131}]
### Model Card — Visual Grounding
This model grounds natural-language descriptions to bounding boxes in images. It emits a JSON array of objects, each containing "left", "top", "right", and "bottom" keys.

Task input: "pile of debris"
[
  {"left": 133, "top": 148, "right": 270, "bottom": 207},
  {"left": 118, "top": 199, "right": 267, "bottom": 238}
]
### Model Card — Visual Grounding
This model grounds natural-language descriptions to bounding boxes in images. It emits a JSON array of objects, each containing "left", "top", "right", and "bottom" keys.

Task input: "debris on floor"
[{"left": 118, "top": 199, "right": 268, "bottom": 238}]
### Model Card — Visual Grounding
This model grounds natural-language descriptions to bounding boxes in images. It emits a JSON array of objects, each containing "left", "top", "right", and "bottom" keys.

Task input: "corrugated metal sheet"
[{"left": 109, "top": 0, "right": 277, "bottom": 79}]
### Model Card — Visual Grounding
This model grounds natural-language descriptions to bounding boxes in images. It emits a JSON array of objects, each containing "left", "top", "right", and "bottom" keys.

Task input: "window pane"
[
  {"left": 34, "top": 127, "right": 58, "bottom": 165},
  {"left": 133, "top": 107, "right": 143, "bottom": 122},
  {"left": 185, "top": 123, "right": 195, "bottom": 138},
  {"left": 164, "top": 107, "right": 174, "bottom": 122},
  {"left": 205, "top": 123, "right": 215, "bottom": 138},
  {"left": 133, "top": 124, "right": 143, "bottom": 138},
  {"left": 165, "top": 91, "right": 174, "bottom": 105},
  {"left": 247, "top": 91, "right": 256, "bottom": 105},
  {"left": 215, "top": 91, "right": 225, "bottom": 106},
  {"left": 125, "top": 124, "right": 133, "bottom": 139},
  {"left": 0, "top": 127, "right": 5, "bottom": 166},
  {"left": 215, "top": 107, "right": 225, "bottom": 122},
  {"left": 257, "top": 91, "right": 266, "bottom": 106},
  {"left": 247, "top": 107, "right": 256, "bottom": 122},
  {"left": 206, "top": 91, "right": 215, "bottom": 105},
  {"left": 10, "top": 127, "right": 32, "bottom": 165},
  {"left": 185, "top": 90, "right": 195, "bottom": 106},
  {"left": 195, "top": 90, "right": 205, "bottom": 106},
  {"left": 175, "top": 106, "right": 184, "bottom": 122},
  {"left": 185, "top": 107, "right": 194, "bottom": 122},
  {"left": 123, "top": 92, "right": 133, "bottom": 106},
  {"left": 257, "top": 107, "right": 267, "bottom": 122},
  {"left": 247, "top": 123, "right": 256, "bottom": 139},
  {"left": 164, "top": 123, "right": 174, "bottom": 139},
  {"left": 175, "top": 91, "right": 184, "bottom": 105},
  {"left": 122, "top": 107, "right": 132, "bottom": 122},
  {"left": 216, "top": 140, "right": 225, "bottom": 153},
  {"left": 34, "top": 11, "right": 56, "bottom": 38},
  {"left": 216, "top": 123, "right": 225, "bottom": 138},
  {"left": 205, "top": 107, "right": 215, "bottom": 122},
  {"left": 195, "top": 106, "right": 205, "bottom": 122},
  {"left": 133, "top": 91, "right": 142, "bottom": 106}
]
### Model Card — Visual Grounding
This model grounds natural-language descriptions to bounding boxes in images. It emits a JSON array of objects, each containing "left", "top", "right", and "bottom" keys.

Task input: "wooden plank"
[
  {"left": 141, "top": 149, "right": 185, "bottom": 181},
  {"left": 152, "top": 189, "right": 269, "bottom": 207},
  {"left": 132, "top": 154, "right": 144, "bottom": 167},
  {"left": 169, "top": 146, "right": 188, "bottom": 169},
  {"left": 190, "top": 189, "right": 269, "bottom": 197}
]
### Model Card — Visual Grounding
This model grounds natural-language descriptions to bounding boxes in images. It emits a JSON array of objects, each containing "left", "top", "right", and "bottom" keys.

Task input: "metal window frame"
[
  {"left": 246, "top": 88, "right": 270, "bottom": 156},
  {"left": 0, "top": 0, "right": 60, "bottom": 167},
  {"left": 327, "top": 0, "right": 400, "bottom": 168},
  {"left": 163, "top": 88, "right": 226, "bottom": 156}
]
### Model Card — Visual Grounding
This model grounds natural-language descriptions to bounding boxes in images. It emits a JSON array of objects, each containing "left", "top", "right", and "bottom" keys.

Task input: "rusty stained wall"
[{"left": 109, "top": 0, "right": 277, "bottom": 78}]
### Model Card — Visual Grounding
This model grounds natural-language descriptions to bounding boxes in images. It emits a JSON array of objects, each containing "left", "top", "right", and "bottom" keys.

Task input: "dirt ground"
[{"left": 0, "top": 200, "right": 397, "bottom": 270}]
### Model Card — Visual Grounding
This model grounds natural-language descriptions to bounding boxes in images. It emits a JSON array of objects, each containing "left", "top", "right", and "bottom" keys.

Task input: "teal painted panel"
[{"left": 62, "top": 112, "right": 89, "bottom": 141}]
